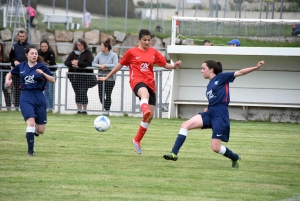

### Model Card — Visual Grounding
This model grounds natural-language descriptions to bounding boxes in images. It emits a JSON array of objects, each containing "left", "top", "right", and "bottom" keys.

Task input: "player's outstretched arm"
[
  {"left": 97, "top": 63, "right": 123, "bottom": 81},
  {"left": 164, "top": 60, "right": 182, "bottom": 70},
  {"left": 234, "top": 60, "right": 264, "bottom": 77}
]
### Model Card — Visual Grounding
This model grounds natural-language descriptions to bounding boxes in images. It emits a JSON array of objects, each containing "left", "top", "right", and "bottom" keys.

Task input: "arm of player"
[
  {"left": 36, "top": 69, "right": 55, "bottom": 83},
  {"left": 234, "top": 60, "right": 264, "bottom": 77},
  {"left": 163, "top": 60, "right": 182, "bottom": 70},
  {"left": 97, "top": 63, "right": 123, "bottom": 81},
  {"left": 5, "top": 72, "right": 13, "bottom": 87}
]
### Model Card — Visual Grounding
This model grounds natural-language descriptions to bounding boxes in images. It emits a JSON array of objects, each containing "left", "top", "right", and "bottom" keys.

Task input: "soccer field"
[{"left": 0, "top": 112, "right": 299, "bottom": 201}]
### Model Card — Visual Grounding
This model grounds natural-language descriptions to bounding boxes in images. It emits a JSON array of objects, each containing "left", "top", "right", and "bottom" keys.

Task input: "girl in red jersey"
[{"left": 98, "top": 29, "right": 181, "bottom": 154}]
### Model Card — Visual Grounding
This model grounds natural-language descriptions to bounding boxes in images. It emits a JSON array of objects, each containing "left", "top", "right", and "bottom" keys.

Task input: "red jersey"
[{"left": 120, "top": 46, "right": 166, "bottom": 93}]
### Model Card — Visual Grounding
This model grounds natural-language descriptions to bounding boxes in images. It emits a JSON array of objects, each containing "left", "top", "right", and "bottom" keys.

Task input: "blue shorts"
[
  {"left": 20, "top": 90, "right": 47, "bottom": 125},
  {"left": 200, "top": 106, "right": 230, "bottom": 142}
]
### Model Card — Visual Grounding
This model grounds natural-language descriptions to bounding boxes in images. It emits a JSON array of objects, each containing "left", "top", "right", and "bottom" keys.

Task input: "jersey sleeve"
[
  {"left": 154, "top": 50, "right": 167, "bottom": 67},
  {"left": 218, "top": 72, "right": 235, "bottom": 84},
  {"left": 10, "top": 64, "right": 20, "bottom": 75}
]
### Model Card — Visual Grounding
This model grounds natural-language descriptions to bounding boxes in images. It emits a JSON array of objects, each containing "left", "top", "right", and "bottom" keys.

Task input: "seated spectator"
[
  {"left": 202, "top": 40, "right": 211, "bottom": 46},
  {"left": 227, "top": 39, "right": 240, "bottom": 47},
  {"left": 38, "top": 39, "right": 57, "bottom": 111}
]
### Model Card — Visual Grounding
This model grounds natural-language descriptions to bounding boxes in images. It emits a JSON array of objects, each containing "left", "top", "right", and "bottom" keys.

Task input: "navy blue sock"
[
  {"left": 26, "top": 132, "right": 35, "bottom": 152},
  {"left": 171, "top": 134, "right": 186, "bottom": 155},
  {"left": 224, "top": 147, "right": 239, "bottom": 161}
]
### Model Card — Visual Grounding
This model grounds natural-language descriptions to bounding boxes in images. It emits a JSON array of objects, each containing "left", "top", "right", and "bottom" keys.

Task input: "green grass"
[
  {"left": 0, "top": 112, "right": 300, "bottom": 201},
  {"left": 31, "top": 15, "right": 300, "bottom": 47}
]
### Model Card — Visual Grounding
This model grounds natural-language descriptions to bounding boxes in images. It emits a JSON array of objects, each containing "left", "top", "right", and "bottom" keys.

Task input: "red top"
[{"left": 120, "top": 46, "right": 166, "bottom": 93}]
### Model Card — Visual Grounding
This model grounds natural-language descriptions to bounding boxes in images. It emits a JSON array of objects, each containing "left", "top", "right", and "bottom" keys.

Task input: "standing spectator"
[
  {"left": 65, "top": 38, "right": 94, "bottom": 115},
  {"left": 227, "top": 39, "right": 240, "bottom": 47},
  {"left": 38, "top": 39, "right": 56, "bottom": 111},
  {"left": 0, "top": 40, "right": 11, "bottom": 111},
  {"left": 5, "top": 45, "right": 55, "bottom": 156},
  {"left": 25, "top": 4, "right": 38, "bottom": 28},
  {"left": 9, "top": 30, "right": 30, "bottom": 110},
  {"left": 98, "top": 29, "right": 182, "bottom": 154},
  {"left": 175, "top": 11, "right": 180, "bottom": 34},
  {"left": 83, "top": 9, "right": 92, "bottom": 29},
  {"left": 202, "top": 40, "right": 211, "bottom": 46},
  {"left": 92, "top": 38, "right": 118, "bottom": 113},
  {"left": 163, "top": 60, "right": 265, "bottom": 168}
]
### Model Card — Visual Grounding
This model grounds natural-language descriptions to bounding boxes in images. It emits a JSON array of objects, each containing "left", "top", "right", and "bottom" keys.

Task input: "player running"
[{"left": 5, "top": 45, "right": 55, "bottom": 156}]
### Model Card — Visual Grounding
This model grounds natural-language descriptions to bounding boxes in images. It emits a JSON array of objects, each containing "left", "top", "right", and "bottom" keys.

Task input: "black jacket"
[
  {"left": 38, "top": 47, "right": 57, "bottom": 71},
  {"left": 9, "top": 40, "right": 30, "bottom": 67},
  {"left": 64, "top": 50, "right": 94, "bottom": 73}
]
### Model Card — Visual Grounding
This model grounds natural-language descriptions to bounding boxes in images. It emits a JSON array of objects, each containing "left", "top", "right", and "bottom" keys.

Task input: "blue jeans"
[{"left": 44, "top": 75, "right": 55, "bottom": 109}]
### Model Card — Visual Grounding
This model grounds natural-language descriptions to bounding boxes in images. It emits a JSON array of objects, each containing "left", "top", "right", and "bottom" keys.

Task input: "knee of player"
[
  {"left": 36, "top": 128, "right": 45, "bottom": 134},
  {"left": 211, "top": 144, "right": 221, "bottom": 153}
]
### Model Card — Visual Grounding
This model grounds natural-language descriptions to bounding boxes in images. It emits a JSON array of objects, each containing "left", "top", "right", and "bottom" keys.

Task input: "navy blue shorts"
[
  {"left": 200, "top": 106, "right": 230, "bottom": 142},
  {"left": 133, "top": 82, "right": 156, "bottom": 106},
  {"left": 20, "top": 90, "right": 47, "bottom": 125}
]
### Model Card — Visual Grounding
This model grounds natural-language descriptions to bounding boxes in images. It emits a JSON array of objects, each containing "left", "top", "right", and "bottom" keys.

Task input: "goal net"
[{"left": 171, "top": 17, "right": 300, "bottom": 45}]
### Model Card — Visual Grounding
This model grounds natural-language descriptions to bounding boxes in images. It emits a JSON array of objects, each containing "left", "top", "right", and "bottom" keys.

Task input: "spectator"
[
  {"left": 175, "top": 11, "right": 180, "bottom": 34},
  {"left": 83, "top": 9, "right": 92, "bottom": 29},
  {"left": 9, "top": 30, "right": 31, "bottom": 110},
  {"left": 5, "top": 45, "right": 55, "bottom": 156},
  {"left": 155, "top": 24, "right": 163, "bottom": 33},
  {"left": 38, "top": 39, "right": 57, "bottom": 111},
  {"left": 64, "top": 38, "right": 94, "bottom": 115},
  {"left": 25, "top": 4, "right": 38, "bottom": 28},
  {"left": 202, "top": 40, "right": 211, "bottom": 46},
  {"left": 92, "top": 38, "right": 118, "bottom": 113},
  {"left": 227, "top": 39, "right": 240, "bottom": 47},
  {"left": 0, "top": 40, "right": 11, "bottom": 111}
]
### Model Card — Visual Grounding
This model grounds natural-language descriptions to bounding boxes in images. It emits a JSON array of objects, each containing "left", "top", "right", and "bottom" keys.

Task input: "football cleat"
[
  {"left": 28, "top": 150, "right": 35, "bottom": 157},
  {"left": 232, "top": 157, "right": 241, "bottom": 168},
  {"left": 163, "top": 152, "right": 178, "bottom": 161},
  {"left": 132, "top": 138, "right": 142, "bottom": 154}
]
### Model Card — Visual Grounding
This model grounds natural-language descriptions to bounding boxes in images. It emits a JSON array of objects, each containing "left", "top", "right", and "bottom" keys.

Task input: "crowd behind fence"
[{"left": 0, "top": 63, "right": 171, "bottom": 118}]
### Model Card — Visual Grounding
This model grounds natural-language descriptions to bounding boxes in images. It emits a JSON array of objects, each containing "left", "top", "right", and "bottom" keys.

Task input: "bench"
[
  {"left": 173, "top": 100, "right": 300, "bottom": 120},
  {"left": 42, "top": 14, "right": 73, "bottom": 30}
]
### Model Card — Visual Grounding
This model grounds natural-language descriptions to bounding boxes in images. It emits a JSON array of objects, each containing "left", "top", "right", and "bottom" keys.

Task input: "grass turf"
[{"left": 0, "top": 112, "right": 299, "bottom": 201}]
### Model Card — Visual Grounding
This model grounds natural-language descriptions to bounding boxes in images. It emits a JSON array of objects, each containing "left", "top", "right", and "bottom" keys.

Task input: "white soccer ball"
[{"left": 94, "top": 116, "right": 110, "bottom": 132}]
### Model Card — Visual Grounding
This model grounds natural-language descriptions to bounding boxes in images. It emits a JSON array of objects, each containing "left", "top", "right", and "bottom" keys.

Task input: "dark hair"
[
  {"left": 202, "top": 40, "right": 211, "bottom": 45},
  {"left": 25, "top": 44, "right": 44, "bottom": 62},
  {"left": 204, "top": 60, "right": 223, "bottom": 75},
  {"left": 18, "top": 30, "right": 27, "bottom": 35},
  {"left": 73, "top": 38, "right": 89, "bottom": 51},
  {"left": 102, "top": 38, "right": 112, "bottom": 51},
  {"left": 0, "top": 40, "right": 6, "bottom": 62},
  {"left": 40, "top": 39, "right": 50, "bottom": 47},
  {"left": 139, "top": 29, "right": 153, "bottom": 40}
]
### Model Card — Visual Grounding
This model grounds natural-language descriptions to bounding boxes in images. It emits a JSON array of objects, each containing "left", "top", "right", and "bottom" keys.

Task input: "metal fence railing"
[{"left": 0, "top": 63, "right": 170, "bottom": 118}]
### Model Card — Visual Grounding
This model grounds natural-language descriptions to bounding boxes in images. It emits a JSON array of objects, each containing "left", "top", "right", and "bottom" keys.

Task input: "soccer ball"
[{"left": 94, "top": 116, "right": 110, "bottom": 132}]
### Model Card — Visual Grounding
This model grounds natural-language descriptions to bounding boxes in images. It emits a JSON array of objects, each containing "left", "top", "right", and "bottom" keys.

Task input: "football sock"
[
  {"left": 220, "top": 146, "right": 239, "bottom": 161},
  {"left": 171, "top": 128, "right": 188, "bottom": 155},
  {"left": 140, "top": 99, "right": 149, "bottom": 114},
  {"left": 26, "top": 127, "right": 35, "bottom": 152},
  {"left": 134, "top": 122, "right": 149, "bottom": 142}
]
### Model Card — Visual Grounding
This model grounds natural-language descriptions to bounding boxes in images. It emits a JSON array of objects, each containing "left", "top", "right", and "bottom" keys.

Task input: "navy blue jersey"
[
  {"left": 206, "top": 72, "right": 235, "bottom": 107},
  {"left": 10, "top": 62, "right": 52, "bottom": 91}
]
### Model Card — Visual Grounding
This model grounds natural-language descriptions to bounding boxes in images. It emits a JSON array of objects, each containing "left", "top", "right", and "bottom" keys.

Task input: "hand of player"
[
  {"left": 204, "top": 108, "right": 208, "bottom": 112},
  {"left": 256, "top": 60, "right": 264, "bottom": 69},
  {"left": 5, "top": 79, "right": 12, "bottom": 88},
  {"left": 174, "top": 60, "right": 182, "bottom": 69},
  {"left": 36, "top": 69, "right": 44, "bottom": 75},
  {"left": 97, "top": 76, "right": 107, "bottom": 81}
]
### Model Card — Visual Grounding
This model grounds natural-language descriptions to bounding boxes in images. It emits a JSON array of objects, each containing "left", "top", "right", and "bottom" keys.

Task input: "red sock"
[
  {"left": 134, "top": 125, "right": 148, "bottom": 142},
  {"left": 141, "top": 103, "right": 149, "bottom": 114}
]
